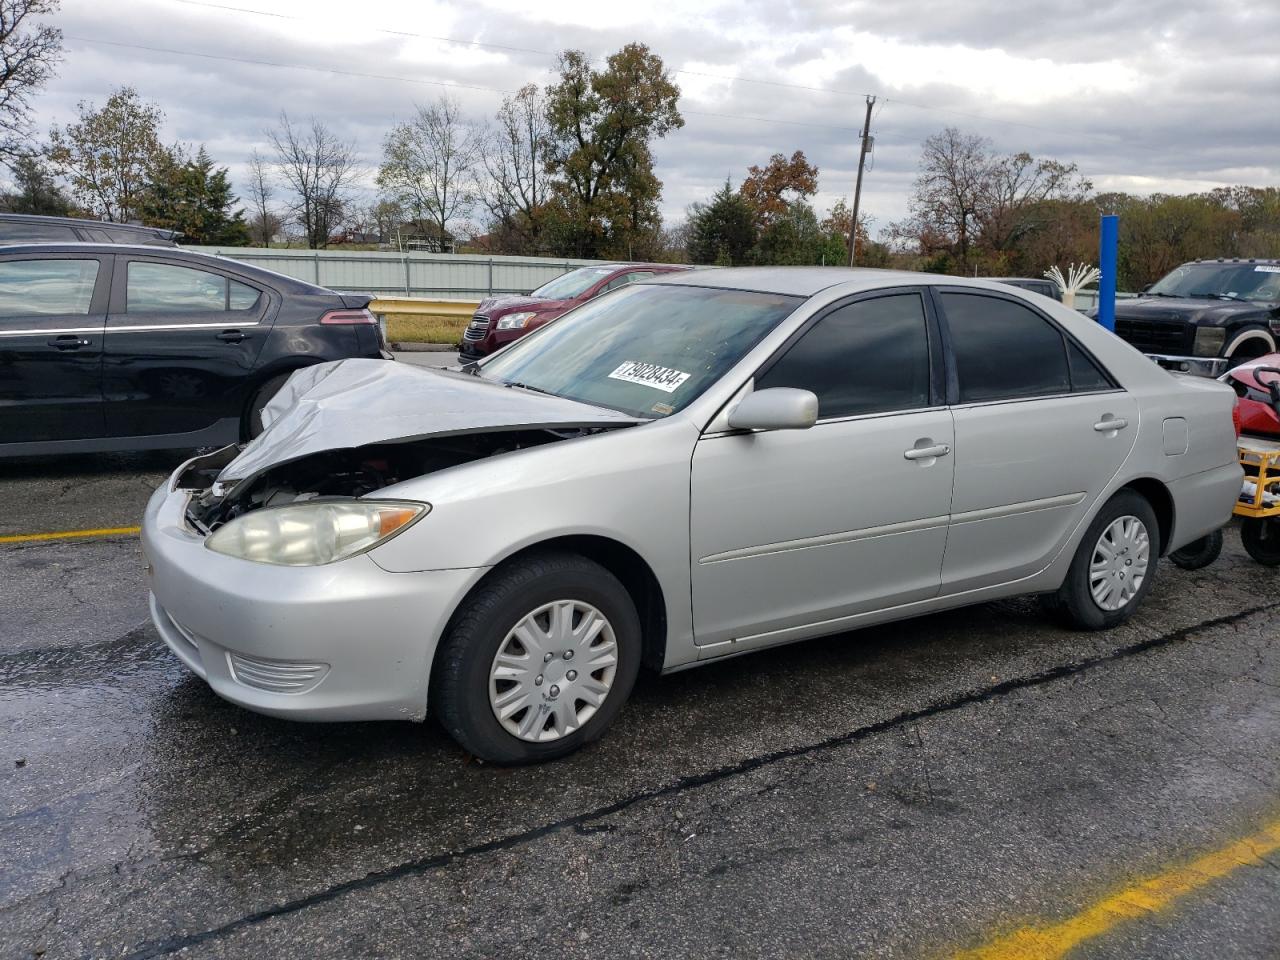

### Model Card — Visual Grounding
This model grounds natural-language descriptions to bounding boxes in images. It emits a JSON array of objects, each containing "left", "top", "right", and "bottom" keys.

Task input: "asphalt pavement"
[{"left": 1, "top": 426, "right": 1278, "bottom": 959}]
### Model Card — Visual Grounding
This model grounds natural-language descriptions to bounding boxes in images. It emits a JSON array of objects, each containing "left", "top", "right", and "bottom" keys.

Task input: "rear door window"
[
  {"left": 756, "top": 292, "right": 932, "bottom": 418},
  {"left": 0, "top": 259, "right": 99, "bottom": 317},
  {"left": 941, "top": 292, "right": 1071, "bottom": 403},
  {"left": 125, "top": 262, "right": 258, "bottom": 313}
]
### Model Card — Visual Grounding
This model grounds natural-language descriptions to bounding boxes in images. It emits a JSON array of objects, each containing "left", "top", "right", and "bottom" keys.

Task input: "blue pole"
[{"left": 1097, "top": 214, "right": 1118, "bottom": 332}]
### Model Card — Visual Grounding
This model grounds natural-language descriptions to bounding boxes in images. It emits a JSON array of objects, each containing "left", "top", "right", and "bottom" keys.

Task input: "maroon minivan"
[{"left": 459, "top": 263, "right": 691, "bottom": 360}]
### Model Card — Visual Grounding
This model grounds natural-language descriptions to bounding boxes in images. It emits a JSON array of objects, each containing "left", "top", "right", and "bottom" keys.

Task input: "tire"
[
  {"left": 1240, "top": 517, "right": 1280, "bottom": 566},
  {"left": 1226, "top": 331, "right": 1274, "bottom": 368},
  {"left": 1168, "top": 529, "right": 1224, "bottom": 570},
  {"left": 244, "top": 372, "right": 292, "bottom": 440},
  {"left": 1048, "top": 490, "right": 1160, "bottom": 630},
  {"left": 433, "top": 551, "right": 642, "bottom": 764}
]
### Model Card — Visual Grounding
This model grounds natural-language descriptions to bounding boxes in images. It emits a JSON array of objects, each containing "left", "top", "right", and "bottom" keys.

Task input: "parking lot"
[{"left": 1, "top": 415, "right": 1278, "bottom": 958}]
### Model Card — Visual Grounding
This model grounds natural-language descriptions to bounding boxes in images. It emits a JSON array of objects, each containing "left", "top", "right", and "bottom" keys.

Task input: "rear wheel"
[
  {"left": 1048, "top": 490, "right": 1158, "bottom": 630},
  {"left": 433, "top": 552, "right": 641, "bottom": 764},
  {"left": 1168, "top": 529, "right": 1224, "bottom": 570},
  {"left": 243, "top": 372, "right": 292, "bottom": 440},
  {"left": 1240, "top": 517, "right": 1280, "bottom": 566}
]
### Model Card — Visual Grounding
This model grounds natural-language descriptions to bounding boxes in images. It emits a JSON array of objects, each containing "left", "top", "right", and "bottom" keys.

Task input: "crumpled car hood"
[{"left": 218, "top": 358, "right": 641, "bottom": 483}]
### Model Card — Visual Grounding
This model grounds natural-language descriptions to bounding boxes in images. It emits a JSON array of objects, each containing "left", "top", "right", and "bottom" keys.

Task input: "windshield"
[
  {"left": 1148, "top": 263, "right": 1280, "bottom": 302},
  {"left": 530, "top": 267, "right": 617, "bottom": 300},
  {"left": 480, "top": 283, "right": 802, "bottom": 418}
]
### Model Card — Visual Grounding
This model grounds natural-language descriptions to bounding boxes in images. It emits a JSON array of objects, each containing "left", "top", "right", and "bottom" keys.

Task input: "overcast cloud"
[{"left": 32, "top": 0, "right": 1280, "bottom": 237}]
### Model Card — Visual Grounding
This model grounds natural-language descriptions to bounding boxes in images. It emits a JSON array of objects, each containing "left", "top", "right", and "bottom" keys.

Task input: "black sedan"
[{"left": 0, "top": 244, "right": 390, "bottom": 456}]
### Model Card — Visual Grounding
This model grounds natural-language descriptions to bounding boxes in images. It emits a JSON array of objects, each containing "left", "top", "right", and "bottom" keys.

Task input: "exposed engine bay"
[{"left": 181, "top": 427, "right": 606, "bottom": 533}]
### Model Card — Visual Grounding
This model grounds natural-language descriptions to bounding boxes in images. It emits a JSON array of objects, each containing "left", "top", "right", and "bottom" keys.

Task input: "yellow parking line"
[
  {"left": 0, "top": 525, "right": 142, "bottom": 545},
  {"left": 948, "top": 814, "right": 1280, "bottom": 960}
]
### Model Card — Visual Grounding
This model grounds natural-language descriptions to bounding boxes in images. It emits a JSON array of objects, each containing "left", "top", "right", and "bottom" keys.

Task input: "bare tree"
[
  {"left": 0, "top": 0, "right": 61, "bottom": 162},
  {"left": 377, "top": 94, "right": 483, "bottom": 246},
  {"left": 910, "top": 127, "right": 992, "bottom": 270},
  {"left": 267, "top": 113, "right": 362, "bottom": 249},
  {"left": 245, "top": 148, "right": 279, "bottom": 246},
  {"left": 480, "top": 84, "right": 550, "bottom": 253}
]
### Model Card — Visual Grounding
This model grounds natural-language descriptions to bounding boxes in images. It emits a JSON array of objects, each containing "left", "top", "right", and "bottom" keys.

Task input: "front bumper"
[
  {"left": 143, "top": 479, "right": 486, "bottom": 722},
  {"left": 1146, "top": 353, "right": 1231, "bottom": 378}
]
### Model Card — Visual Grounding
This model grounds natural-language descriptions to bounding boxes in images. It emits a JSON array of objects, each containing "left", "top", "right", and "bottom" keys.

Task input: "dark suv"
[
  {"left": 0, "top": 244, "right": 389, "bottom": 456},
  {"left": 1106, "top": 259, "right": 1280, "bottom": 376},
  {"left": 0, "top": 213, "right": 178, "bottom": 246},
  {"left": 460, "top": 263, "right": 691, "bottom": 360}
]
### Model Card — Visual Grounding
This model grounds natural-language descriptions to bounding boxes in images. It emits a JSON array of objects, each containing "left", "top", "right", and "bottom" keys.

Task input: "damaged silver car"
[{"left": 144, "top": 268, "right": 1242, "bottom": 763}]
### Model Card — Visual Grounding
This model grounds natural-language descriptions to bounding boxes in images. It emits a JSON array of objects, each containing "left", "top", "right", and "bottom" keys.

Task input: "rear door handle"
[
  {"left": 1093, "top": 416, "right": 1128, "bottom": 432},
  {"left": 48, "top": 335, "right": 90, "bottom": 349},
  {"left": 904, "top": 443, "right": 951, "bottom": 461},
  {"left": 216, "top": 329, "right": 246, "bottom": 343}
]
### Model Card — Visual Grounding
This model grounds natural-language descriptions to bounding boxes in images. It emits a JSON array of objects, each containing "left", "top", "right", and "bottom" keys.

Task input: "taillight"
[
  {"left": 320, "top": 308, "right": 377, "bottom": 325},
  {"left": 1232, "top": 397, "right": 1242, "bottom": 437}
]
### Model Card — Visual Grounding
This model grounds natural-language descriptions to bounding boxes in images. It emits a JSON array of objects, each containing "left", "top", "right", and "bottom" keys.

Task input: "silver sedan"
[{"left": 143, "top": 268, "right": 1242, "bottom": 763}]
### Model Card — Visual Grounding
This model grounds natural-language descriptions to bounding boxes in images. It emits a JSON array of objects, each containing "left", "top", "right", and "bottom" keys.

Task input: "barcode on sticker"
[{"left": 608, "top": 361, "right": 691, "bottom": 393}]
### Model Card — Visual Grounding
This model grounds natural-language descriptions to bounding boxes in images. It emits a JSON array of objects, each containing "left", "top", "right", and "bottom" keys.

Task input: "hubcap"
[
  {"left": 488, "top": 600, "right": 618, "bottom": 743},
  {"left": 1089, "top": 515, "right": 1150, "bottom": 612}
]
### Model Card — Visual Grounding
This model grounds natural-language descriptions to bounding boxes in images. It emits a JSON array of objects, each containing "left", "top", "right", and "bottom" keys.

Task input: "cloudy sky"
[{"left": 33, "top": 0, "right": 1280, "bottom": 237}]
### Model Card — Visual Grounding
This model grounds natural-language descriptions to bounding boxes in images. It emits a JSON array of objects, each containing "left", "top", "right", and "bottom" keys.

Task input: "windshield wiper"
[{"left": 503, "top": 380, "right": 552, "bottom": 395}]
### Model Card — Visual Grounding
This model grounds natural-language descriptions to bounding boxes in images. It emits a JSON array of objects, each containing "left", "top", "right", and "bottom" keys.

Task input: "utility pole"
[{"left": 848, "top": 95, "right": 876, "bottom": 267}]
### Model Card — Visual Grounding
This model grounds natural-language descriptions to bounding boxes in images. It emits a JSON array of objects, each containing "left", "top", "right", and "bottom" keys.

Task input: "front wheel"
[
  {"left": 433, "top": 552, "right": 641, "bottom": 764},
  {"left": 1047, "top": 490, "right": 1159, "bottom": 630},
  {"left": 1240, "top": 517, "right": 1280, "bottom": 566}
]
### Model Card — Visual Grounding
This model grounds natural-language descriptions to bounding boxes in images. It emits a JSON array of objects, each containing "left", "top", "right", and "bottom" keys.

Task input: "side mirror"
[
  {"left": 727, "top": 388, "right": 819, "bottom": 432},
  {"left": 1142, "top": 284, "right": 1153, "bottom": 294}
]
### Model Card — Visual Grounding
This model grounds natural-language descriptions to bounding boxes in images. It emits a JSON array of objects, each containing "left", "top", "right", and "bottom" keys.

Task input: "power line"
[
  {"left": 170, "top": 0, "right": 880, "bottom": 100},
  {"left": 64, "top": 35, "right": 863, "bottom": 132},
  {"left": 167, "top": 0, "right": 1122, "bottom": 144}
]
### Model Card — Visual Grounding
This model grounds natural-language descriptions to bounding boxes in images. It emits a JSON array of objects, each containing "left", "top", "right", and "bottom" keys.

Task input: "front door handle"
[
  {"left": 1093, "top": 416, "right": 1129, "bottom": 432},
  {"left": 216, "top": 329, "right": 246, "bottom": 343},
  {"left": 904, "top": 443, "right": 951, "bottom": 461},
  {"left": 48, "top": 335, "right": 91, "bottom": 350}
]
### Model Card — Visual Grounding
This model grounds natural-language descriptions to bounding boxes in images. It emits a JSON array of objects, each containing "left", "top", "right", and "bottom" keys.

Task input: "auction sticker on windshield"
[{"left": 608, "top": 361, "right": 691, "bottom": 393}]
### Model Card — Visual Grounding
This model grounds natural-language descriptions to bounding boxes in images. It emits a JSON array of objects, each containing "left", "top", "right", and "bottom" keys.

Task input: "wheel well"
[
  {"left": 1122, "top": 478, "right": 1174, "bottom": 555},
  {"left": 1226, "top": 329, "right": 1274, "bottom": 360},
  {"left": 447, "top": 535, "right": 668, "bottom": 672}
]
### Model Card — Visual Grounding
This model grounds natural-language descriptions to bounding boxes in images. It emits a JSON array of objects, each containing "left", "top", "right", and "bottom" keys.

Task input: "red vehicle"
[
  {"left": 1224, "top": 356, "right": 1280, "bottom": 438},
  {"left": 459, "top": 263, "right": 691, "bottom": 361}
]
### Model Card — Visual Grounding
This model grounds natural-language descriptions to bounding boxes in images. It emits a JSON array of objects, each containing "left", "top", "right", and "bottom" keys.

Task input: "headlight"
[
  {"left": 206, "top": 500, "right": 427, "bottom": 566},
  {"left": 496, "top": 311, "right": 537, "bottom": 330},
  {"left": 1193, "top": 327, "right": 1226, "bottom": 357}
]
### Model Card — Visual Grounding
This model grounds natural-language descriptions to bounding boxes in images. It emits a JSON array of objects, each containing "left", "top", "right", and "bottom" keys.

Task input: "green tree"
[
  {"left": 543, "top": 43, "right": 683, "bottom": 259},
  {"left": 686, "top": 179, "right": 756, "bottom": 265},
  {"left": 754, "top": 201, "right": 845, "bottom": 265},
  {"left": 140, "top": 146, "right": 250, "bottom": 245},
  {"left": 0, "top": 151, "right": 70, "bottom": 214},
  {"left": 48, "top": 87, "right": 169, "bottom": 221}
]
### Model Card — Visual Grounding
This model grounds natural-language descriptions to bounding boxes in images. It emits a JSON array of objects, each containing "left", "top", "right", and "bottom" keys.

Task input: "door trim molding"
[
  {"left": 699, "top": 513, "right": 950, "bottom": 565},
  {"left": 950, "top": 492, "right": 1086, "bottom": 526}
]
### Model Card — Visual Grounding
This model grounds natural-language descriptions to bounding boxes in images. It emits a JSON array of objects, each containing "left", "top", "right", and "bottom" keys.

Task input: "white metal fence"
[{"left": 186, "top": 247, "right": 610, "bottom": 299}]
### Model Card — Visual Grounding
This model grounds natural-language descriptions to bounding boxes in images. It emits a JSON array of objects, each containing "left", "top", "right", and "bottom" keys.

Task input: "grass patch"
[{"left": 384, "top": 313, "right": 468, "bottom": 346}]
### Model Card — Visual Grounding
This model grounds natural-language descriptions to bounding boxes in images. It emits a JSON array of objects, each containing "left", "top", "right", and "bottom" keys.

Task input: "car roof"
[
  {"left": 655, "top": 266, "right": 1080, "bottom": 299},
  {"left": 0, "top": 213, "right": 172, "bottom": 235},
  {"left": 0, "top": 242, "right": 331, "bottom": 293}
]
